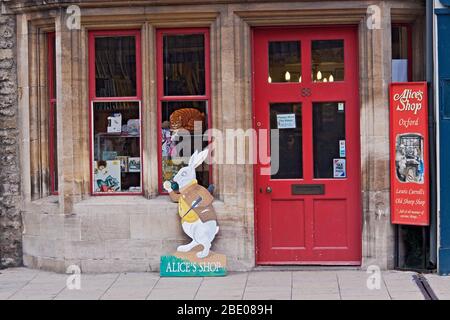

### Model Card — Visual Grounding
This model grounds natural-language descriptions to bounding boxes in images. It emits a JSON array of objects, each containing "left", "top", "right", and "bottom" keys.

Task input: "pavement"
[{"left": 0, "top": 267, "right": 449, "bottom": 300}]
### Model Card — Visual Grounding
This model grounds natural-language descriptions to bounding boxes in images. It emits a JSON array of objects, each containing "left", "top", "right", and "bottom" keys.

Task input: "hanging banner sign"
[{"left": 390, "top": 82, "right": 429, "bottom": 226}]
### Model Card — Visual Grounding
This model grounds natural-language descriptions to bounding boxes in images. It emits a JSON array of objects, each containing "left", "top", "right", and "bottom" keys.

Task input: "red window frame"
[
  {"left": 156, "top": 28, "right": 212, "bottom": 194},
  {"left": 48, "top": 32, "right": 58, "bottom": 195},
  {"left": 88, "top": 30, "right": 143, "bottom": 196},
  {"left": 392, "top": 23, "right": 413, "bottom": 81}
]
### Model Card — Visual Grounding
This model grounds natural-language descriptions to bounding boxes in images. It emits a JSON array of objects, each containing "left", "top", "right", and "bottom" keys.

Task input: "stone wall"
[{"left": 0, "top": 2, "right": 22, "bottom": 269}]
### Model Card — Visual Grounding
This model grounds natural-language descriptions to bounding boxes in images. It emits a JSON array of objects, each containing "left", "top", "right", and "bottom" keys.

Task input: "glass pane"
[
  {"left": 95, "top": 36, "right": 137, "bottom": 97},
  {"left": 391, "top": 25, "right": 409, "bottom": 82},
  {"left": 268, "top": 41, "right": 301, "bottom": 83},
  {"left": 93, "top": 101, "right": 141, "bottom": 193},
  {"left": 392, "top": 26, "right": 409, "bottom": 59},
  {"left": 51, "top": 36, "right": 56, "bottom": 99},
  {"left": 270, "top": 103, "right": 302, "bottom": 179},
  {"left": 161, "top": 101, "right": 209, "bottom": 188},
  {"left": 312, "top": 40, "right": 344, "bottom": 82},
  {"left": 163, "top": 34, "right": 205, "bottom": 96},
  {"left": 313, "top": 102, "right": 346, "bottom": 178},
  {"left": 51, "top": 103, "right": 58, "bottom": 192}
]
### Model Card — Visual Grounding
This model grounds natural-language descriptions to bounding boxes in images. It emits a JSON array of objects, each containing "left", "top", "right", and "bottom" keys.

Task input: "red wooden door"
[{"left": 253, "top": 26, "right": 361, "bottom": 265}]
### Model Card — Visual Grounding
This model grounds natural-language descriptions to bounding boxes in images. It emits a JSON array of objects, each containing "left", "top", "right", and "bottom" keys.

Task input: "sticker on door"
[{"left": 333, "top": 159, "right": 346, "bottom": 178}]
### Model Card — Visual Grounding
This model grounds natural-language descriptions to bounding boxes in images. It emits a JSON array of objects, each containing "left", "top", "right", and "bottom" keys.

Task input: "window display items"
[
  {"left": 116, "top": 156, "right": 128, "bottom": 172},
  {"left": 102, "top": 151, "right": 118, "bottom": 161},
  {"left": 169, "top": 108, "right": 205, "bottom": 132},
  {"left": 107, "top": 113, "right": 122, "bottom": 133},
  {"left": 162, "top": 121, "right": 176, "bottom": 157},
  {"left": 126, "top": 119, "right": 140, "bottom": 135},
  {"left": 94, "top": 160, "right": 121, "bottom": 192},
  {"left": 128, "top": 157, "right": 141, "bottom": 172}
]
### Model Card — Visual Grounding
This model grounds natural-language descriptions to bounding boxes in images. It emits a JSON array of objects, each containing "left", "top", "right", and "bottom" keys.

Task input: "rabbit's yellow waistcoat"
[{"left": 179, "top": 196, "right": 200, "bottom": 223}]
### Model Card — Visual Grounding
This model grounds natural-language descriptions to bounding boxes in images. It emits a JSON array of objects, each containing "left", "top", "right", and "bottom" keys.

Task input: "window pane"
[
  {"left": 51, "top": 36, "right": 56, "bottom": 99},
  {"left": 391, "top": 25, "right": 409, "bottom": 82},
  {"left": 270, "top": 103, "right": 302, "bottom": 179},
  {"left": 48, "top": 34, "right": 57, "bottom": 193},
  {"left": 161, "top": 101, "right": 209, "bottom": 188},
  {"left": 163, "top": 34, "right": 205, "bottom": 96},
  {"left": 392, "top": 26, "right": 409, "bottom": 59},
  {"left": 95, "top": 36, "right": 137, "bottom": 97},
  {"left": 312, "top": 40, "right": 344, "bottom": 82},
  {"left": 268, "top": 41, "right": 301, "bottom": 83},
  {"left": 313, "top": 102, "right": 346, "bottom": 178},
  {"left": 93, "top": 101, "right": 141, "bottom": 193},
  {"left": 51, "top": 103, "right": 58, "bottom": 192}
]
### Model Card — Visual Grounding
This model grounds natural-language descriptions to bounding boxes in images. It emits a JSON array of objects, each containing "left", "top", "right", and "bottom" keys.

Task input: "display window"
[
  {"left": 156, "top": 28, "right": 211, "bottom": 193},
  {"left": 48, "top": 32, "right": 58, "bottom": 195},
  {"left": 89, "top": 30, "right": 143, "bottom": 195}
]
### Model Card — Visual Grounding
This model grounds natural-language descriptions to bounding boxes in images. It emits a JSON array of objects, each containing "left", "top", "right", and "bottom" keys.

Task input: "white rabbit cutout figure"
[{"left": 163, "top": 149, "right": 219, "bottom": 259}]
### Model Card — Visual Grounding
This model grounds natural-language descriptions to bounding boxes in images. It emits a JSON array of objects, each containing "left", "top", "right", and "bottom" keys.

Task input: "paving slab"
[
  {"left": 147, "top": 287, "right": 200, "bottom": 300},
  {"left": 101, "top": 273, "right": 159, "bottom": 300},
  {"left": 424, "top": 274, "right": 450, "bottom": 300},
  {"left": 292, "top": 292, "right": 340, "bottom": 300},
  {"left": 0, "top": 269, "right": 39, "bottom": 300},
  {"left": 8, "top": 272, "right": 67, "bottom": 300},
  {"left": 246, "top": 271, "right": 292, "bottom": 284}
]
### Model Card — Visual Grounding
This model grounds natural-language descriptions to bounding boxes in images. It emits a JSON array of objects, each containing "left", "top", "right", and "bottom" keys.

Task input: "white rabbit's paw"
[
  {"left": 196, "top": 250, "right": 210, "bottom": 259},
  {"left": 163, "top": 181, "right": 172, "bottom": 192},
  {"left": 177, "top": 244, "right": 194, "bottom": 252}
]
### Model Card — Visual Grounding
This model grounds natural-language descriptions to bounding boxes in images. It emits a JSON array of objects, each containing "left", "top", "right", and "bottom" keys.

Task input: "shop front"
[{"left": 11, "top": 0, "right": 426, "bottom": 273}]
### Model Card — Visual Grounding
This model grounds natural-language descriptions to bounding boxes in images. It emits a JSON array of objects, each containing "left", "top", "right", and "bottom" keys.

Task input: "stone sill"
[
  {"left": 26, "top": 194, "right": 227, "bottom": 215},
  {"left": 74, "top": 195, "right": 225, "bottom": 208}
]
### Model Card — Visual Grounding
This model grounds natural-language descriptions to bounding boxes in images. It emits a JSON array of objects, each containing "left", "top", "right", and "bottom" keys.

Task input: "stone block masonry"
[{"left": 0, "top": 3, "right": 22, "bottom": 269}]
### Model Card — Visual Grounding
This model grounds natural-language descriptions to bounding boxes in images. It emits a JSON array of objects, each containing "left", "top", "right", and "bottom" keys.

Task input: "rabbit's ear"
[
  {"left": 188, "top": 150, "right": 199, "bottom": 168},
  {"left": 192, "top": 149, "right": 209, "bottom": 169}
]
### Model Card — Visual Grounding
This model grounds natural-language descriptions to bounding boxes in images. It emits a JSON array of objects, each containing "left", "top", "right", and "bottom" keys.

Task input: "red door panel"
[{"left": 253, "top": 26, "right": 361, "bottom": 265}]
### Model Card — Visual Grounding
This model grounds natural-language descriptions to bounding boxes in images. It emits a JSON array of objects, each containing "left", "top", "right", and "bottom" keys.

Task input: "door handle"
[{"left": 266, "top": 186, "right": 272, "bottom": 194}]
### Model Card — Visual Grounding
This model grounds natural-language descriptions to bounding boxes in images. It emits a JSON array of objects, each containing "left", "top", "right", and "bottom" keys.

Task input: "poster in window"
[
  {"left": 390, "top": 82, "right": 429, "bottom": 226},
  {"left": 128, "top": 157, "right": 141, "bottom": 172},
  {"left": 94, "top": 160, "right": 121, "bottom": 193}
]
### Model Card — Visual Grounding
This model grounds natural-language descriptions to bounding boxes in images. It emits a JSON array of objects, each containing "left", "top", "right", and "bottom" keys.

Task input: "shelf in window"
[{"left": 95, "top": 133, "right": 140, "bottom": 138}]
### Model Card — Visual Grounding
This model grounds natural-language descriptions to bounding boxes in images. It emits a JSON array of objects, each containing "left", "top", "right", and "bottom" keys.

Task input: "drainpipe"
[{"left": 426, "top": 0, "right": 437, "bottom": 268}]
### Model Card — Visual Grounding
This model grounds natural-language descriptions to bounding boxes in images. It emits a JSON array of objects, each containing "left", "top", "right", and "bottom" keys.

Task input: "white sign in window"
[
  {"left": 277, "top": 113, "right": 296, "bottom": 129},
  {"left": 333, "top": 158, "right": 347, "bottom": 178}
]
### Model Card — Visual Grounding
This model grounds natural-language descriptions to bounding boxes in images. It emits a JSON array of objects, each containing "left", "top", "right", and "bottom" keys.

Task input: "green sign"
[{"left": 160, "top": 255, "right": 227, "bottom": 277}]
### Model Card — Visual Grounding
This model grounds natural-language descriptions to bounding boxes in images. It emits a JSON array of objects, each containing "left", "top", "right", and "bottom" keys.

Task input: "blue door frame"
[{"left": 436, "top": 8, "right": 450, "bottom": 275}]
